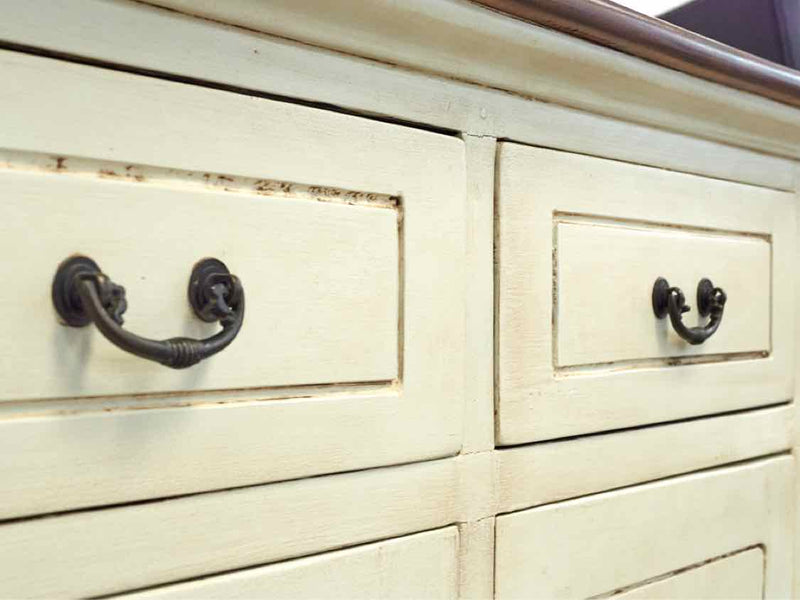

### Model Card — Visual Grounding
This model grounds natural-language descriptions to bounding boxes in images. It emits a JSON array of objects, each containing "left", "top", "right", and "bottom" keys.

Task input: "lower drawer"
[
  {"left": 495, "top": 455, "right": 794, "bottom": 598},
  {"left": 0, "top": 458, "right": 458, "bottom": 598},
  {"left": 117, "top": 527, "right": 458, "bottom": 600},
  {"left": 614, "top": 548, "right": 763, "bottom": 599}
]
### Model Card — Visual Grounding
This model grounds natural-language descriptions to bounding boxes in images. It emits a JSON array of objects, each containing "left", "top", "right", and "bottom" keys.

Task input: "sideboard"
[{"left": 0, "top": 0, "right": 798, "bottom": 597}]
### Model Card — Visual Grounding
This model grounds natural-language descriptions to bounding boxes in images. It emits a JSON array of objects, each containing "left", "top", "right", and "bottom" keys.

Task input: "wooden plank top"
[{"left": 475, "top": 0, "right": 800, "bottom": 108}]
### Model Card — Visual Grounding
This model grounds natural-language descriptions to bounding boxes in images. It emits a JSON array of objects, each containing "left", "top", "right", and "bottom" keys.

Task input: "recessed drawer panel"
[
  {"left": 495, "top": 456, "right": 793, "bottom": 599},
  {"left": 4, "top": 169, "right": 399, "bottom": 399},
  {"left": 0, "top": 50, "right": 465, "bottom": 519},
  {"left": 117, "top": 527, "right": 458, "bottom": 600},
  {"left": 556, "top": 217, "right": 770, "bottom": 367},
  {"left": 496, "top": 144, "right": 795, "bottom": 444}
]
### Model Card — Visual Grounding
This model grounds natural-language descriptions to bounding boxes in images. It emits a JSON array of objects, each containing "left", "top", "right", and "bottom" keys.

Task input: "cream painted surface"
[
  {"left": 497, "top": 404, "right": 793, "bottom": 513},
  {"left": 495, "top": 456, "right": 794, "bottom": 598},
  {"left": 140, "top": 0, "right": 800, "bottom": 159},
  {"left": 497, "top": 144, "right": 795, "bottom": 444},
  {"left": 0, "top": 49, "right": 466, "bottom": 519},
  {"left": 3, "top": 170, "right": 399, "bottom": 399},
  {"left": 0, "top": 1, "right": 797, "bottom": 596},
  {"left": 0, "top": 458, "right": 460, "bottom": 598},
  {"left": 612, "top": 548, "right": 764, "bottom": 599},
  {"left": 118, "top": 527, "right": 458, "bottom": 600},
  {"left": 793, "top": 164, "right": 800, "bottom": 600},
  {"left": 457, "top": 519, "right": 495, "bottom": 600},
  {"left": 462, "top": 135, "right": 496, "bottom": 454},
  {"left": 556, "top": 218, "right": 770, "bottom": 366},
  {"left": 0, "top": 0, "right": 793, "bottom": 193}
]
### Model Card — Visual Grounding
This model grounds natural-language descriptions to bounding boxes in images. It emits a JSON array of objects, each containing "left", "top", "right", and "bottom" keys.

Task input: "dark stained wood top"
[{"left": 473, "top": 0, "right": 800, "bottom": 109}]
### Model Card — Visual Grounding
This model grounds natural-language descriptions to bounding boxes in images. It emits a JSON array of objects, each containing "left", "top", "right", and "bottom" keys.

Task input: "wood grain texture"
[
  {"left": 131, "top": 0, "right": 800, "bottom": 159},
  {"left": 475, "top": 0, "right": 800, "bottom": 109},
  {"left": 0, "top": 0, "right": 793, "bottom": 189},
  {"left": 495, "top": 456, "right": 794, "bottom": 598},
  {"left": 497, "top": 404, "right": 793, "bottom": 513},
  {"left": 496, "top": 143, "right": 796, "bottom": 444},
  {"left": 0, "top": 458, "right": 460, "bottom": 598},
  {"left": 610, "top": 548, "right": 764, "bottom": 599},
  {"left": 0, "top": 49, "right": 466, "bottom": 519},
  {"left": 117, "top": 527, "right": 459, "bottom": 600}
]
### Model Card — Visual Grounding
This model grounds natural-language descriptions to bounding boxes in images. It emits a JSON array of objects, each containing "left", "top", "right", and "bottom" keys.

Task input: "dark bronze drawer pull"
[
  {"left": 52, "top": 256, "right": 244, "bottom": 368},
  {"left": 652, "top": 277, "right": 727, "bottom": 345}
]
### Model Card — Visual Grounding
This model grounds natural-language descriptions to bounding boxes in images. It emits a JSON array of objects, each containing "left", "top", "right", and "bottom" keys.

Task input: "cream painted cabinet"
[
  {"left": 0, "top": 0, "right": 799, "bottom": 597},
  {"left": 496, "top": 143, "right": 796, "bottom": 445},
  {"left": 0, "top": 49, "right": 466, "bottom": 519},
  {"left": 495, "top": 456, "right": 794, "bottom": 598}
]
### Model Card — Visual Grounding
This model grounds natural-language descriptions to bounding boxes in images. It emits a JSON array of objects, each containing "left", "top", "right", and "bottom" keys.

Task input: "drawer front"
[
  {"left": 614, "top": 548, "right": 763, "bottom": 599},
  {"left": 0, "top": 458, "right": 458, "bottom": 598},
  {"left": 117, "top": 527, "right": 458, "bottom": 600},
  {"left": 495, "top": 456, "right": 793, "bottom": 598},
  {"left": 496, "top": 144, "right": 795, "bottom": 444},
  {"left": 0, "top": 50, "right": 465, "bottom": 518}
]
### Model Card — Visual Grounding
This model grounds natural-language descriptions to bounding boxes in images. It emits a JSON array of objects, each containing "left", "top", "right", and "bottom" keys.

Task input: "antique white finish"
[
  {"left": 5, "top": 169, "right": 401, "bottom": 398},
  {"left": 497, "top": 404, "right": 793, "bottom": 513},
  {"left": 495, "top": 456, "right": 794, "bottom": 598},
  {"left": 611, "top": 548, "right": 763, "bottom": 599},
  {"left": 118, "top": 527, "right": 459, "bottom": 600},
  {"left": 496, "top": 143, "right": 795, "bottom": 444},
  {"left": 0, "top": 0, "right": 792, "bottom": 192},
  {"left": 0, "top": 459, "right": 462, "bottom": 598},
  {"left": 138, "top": 0, "right": 800, "bottom": 158},
  {"left": 0, "top": 49, "right": 467, "bottom": 519},
  {"left": 0, "top": 0, "right": 797, "bottom": 597}
]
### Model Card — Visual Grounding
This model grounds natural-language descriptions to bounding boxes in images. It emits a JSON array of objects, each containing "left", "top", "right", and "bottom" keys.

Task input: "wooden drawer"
[
  {"left": 495, "top": 455, "right": 794, "bottom": 598},
  {"left": 496, "top": 143, "right": 795, "bottom": 444},
  {"left": 0, "top": 452, "right": 459, "bottom": 598},
  {"left": 116, "top": 527, "right": 458, "bottom": 600},
  {"left": 612, "top": 548, "right": 763, "bottom": 599},
  {"left": 0, "top": 50, "right": 465, "bottom": 518}
]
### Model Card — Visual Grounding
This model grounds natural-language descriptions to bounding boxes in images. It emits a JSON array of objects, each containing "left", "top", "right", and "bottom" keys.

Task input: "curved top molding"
[
  {"left": 475, "top": 0, "right": 800, "bottom": 109},
  {"left": 88, "top": 0, "right": 800, "bottom": 158}
]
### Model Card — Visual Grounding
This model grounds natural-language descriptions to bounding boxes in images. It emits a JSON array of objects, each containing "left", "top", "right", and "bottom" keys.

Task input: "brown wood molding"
[{"left": 473, "top": 0, "right": 800, "bottom": 108}]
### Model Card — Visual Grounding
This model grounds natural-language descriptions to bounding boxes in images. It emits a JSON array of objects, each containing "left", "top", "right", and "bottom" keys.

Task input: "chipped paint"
[{"left": 0, "top": 150, "right": 398, "bottom": 210}]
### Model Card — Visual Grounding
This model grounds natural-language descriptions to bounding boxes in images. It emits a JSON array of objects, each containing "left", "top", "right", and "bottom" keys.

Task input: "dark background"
[{"left": 660, "top": 0, "right": 800, "bottom": 68}]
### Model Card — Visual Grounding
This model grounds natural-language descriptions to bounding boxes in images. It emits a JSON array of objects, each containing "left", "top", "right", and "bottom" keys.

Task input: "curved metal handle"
[
  {"left": 652, "top": 277, "right": 726, "bottom": 345},
  {"left": 52, "top": 256, "right": 244, "bottom": 368}
]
